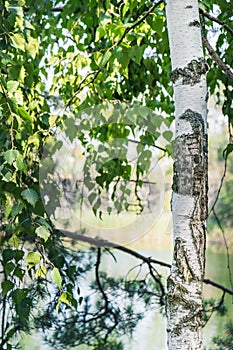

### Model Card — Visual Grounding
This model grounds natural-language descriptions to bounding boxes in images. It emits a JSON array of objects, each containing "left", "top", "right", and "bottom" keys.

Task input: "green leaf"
[
  {"left": 35, "top": 226, "right": 50, "bottom": 242},
  {"left": 14, "top": 249, "right": 24, "bottom": 262},
  {"left": 24, "top": 19, "right": 35, "bottom": 30},
  {"left": 2, "top": 249, "right": 14, "bottom": 263},
  {"left": 10, "top": 33, "right": 25, "bottom": 51},
  {"left": 129, "top": 45, "right": 146, "bottom": 65},
  {"left": 4, "top": 149, "right": 19, "bottom": 165},
  {"left": 95, "top": 26, "right": 105, "bottom": 41},
  {"left": 18, "top": 107, "right": 32, "bottom": 122},
  {"left": 7, "top": 4, "right": 23, "bottom": 16},
  {"left": 51, "top": 267, "right": 62, "bottom": 288},
  {"left": 163, "top": 130, "right": 173, "bottom": 142},
  {"left": 5, "top": 262, "right": 15, "bottom": 277},
  {"left": 15, "top": 155, "right": 25, "bottom": 171},
  {"left": 165, "top": 142, "right": 174, "bottom": 157},
  {"left": 0, "top": 74, "right": 7, "bottom": 88},
  {"left": 9, "top": 234, "right": 21, "bottom": 248},
  {"left": 11, "top": 288, "right": 28, "bottom": 311},
  {"left": 21, "top": 189, "right": 38, "bottom": 207},
  {"left": 14, "top": 266, "right": 25, "bottom": 281},
  {"left": 25, "top": 37, "right": 39, "bottom": 59},
  {"left": 99, "top": 50, "right": 111, "bottom": 69},
  {"left": 7, "top": 80, "right": 19, "bottom": 93},
  {"left": 88, "top": 192, "right": 97, "bottom": 205},
  {"left": 26, "top": 252, "right": 41, "bottom": 268},
  {"left": 35, "top": 265, "right": 47, "bottom": 279},
  {"left": 56, "top": 291, "right": 73, "bottom": 312},
  {"left": 10, "top": 202, "right": 24, "bottom": 217},
  {"left": 1, "top": 280, "right": 14, "bottom": 297}
]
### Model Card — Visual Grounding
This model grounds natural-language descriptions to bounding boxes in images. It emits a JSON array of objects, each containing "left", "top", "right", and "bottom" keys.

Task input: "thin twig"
[
  {"left": 129, "top": 139, "right": 167, "bottom": 153},
  {"left": 95, "top": 248, "right": 109, "bottom": 312},
  {"left": 199, "top": 8, "right": 233, "bottom": 37},
  {"left": 209, "top": 156, "right": 227, "bottom": 215},
  {"left": 147, "top": 262, "right": 166, "bottom": 305},
  {"left": 212, "top": 209, "right": 233, "bottom": 298}
]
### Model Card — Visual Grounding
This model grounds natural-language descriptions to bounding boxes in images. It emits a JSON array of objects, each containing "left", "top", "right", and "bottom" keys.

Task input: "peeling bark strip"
[
  {"left": 170, "top": 58, "right": 208, "bottom": 85},
  {"left": 166, "top": 0, "right": 208, "bottom": 349}
]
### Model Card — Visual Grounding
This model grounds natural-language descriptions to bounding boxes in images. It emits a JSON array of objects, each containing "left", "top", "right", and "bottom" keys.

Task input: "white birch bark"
[{"left": 165, "top": 1, "right": 208, "bottom": 349}]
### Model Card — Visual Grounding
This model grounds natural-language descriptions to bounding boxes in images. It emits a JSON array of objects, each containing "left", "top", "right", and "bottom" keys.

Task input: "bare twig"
[
  {"left": 147, "top": 262, "right": 166, "bottom": 305},
  {"left": 199, "top": 8, "right": 233, "bottom": 37},
  {"left": 129, "top": 139, "right": 167, "bottom": 153},
  {"left": 209, "top": 156, "right": 227, "bottom": 215},
  {"left": 212, "top": 209, "right": 233, "bottom": 298},
  {"left": 95, "top": 248, "right": 109, "bottom": 312}
]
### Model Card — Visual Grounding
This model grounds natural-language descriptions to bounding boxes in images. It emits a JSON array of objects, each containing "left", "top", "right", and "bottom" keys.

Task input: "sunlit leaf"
[
  {"left": 35, "top": 226, "right": 50, "bottom": 242},
  {"left": 51, "top": 267, "right": 62, "bottom": 288},
  {"left": 4, "top": 149, "right": 19, "bottom": 165},
  {"left": 21, "top": 189, "right": 38, "bottom": 207}
]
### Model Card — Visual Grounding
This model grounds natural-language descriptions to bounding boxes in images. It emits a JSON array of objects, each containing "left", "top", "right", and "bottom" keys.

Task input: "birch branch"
[
  {"left": 61, "top": 229, "right": 233, "bottom": 296},
  {"left": 202, "top": 35, "right": 233, "bottom": 83},
  {"left": 199, "top": 8, "right": 233, "bottom": 37}
]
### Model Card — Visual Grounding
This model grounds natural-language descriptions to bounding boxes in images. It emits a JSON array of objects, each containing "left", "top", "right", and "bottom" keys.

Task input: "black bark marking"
[
  {"left": 189, "top": 20, "right": 200, "bottom": 27},
  {"left": 170, "top": 58, "right": 208, "bottom": 85}
]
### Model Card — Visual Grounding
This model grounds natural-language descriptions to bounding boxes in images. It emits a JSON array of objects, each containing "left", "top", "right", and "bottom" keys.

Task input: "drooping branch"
[
  {"left": 199, "top": 8, "right": 233, "bottom": 37},
  {"left": 61, "top": 229, "right": 233, "bottom": 296},
  {"left": 61, "top": 229, "right": 171, "bottom": 268}
]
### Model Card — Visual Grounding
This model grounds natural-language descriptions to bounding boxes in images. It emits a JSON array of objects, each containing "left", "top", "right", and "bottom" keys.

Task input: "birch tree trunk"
[{"left": 165, "top": 1, "right": 208, "bottom": 349}]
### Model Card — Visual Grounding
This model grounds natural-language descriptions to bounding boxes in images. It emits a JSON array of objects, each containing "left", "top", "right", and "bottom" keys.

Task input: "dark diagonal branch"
[
  {"left": 61, "top": 229, "right": 170, "bottom": 268},
  {"left": 199, "top": 8, "right": 233, "bottom": 37},
  {"left": 202, "top": 35, "right": 233, "bottom": 83},
  {"left": 60, "top": 229, "right": 233, "bottom": 297}
]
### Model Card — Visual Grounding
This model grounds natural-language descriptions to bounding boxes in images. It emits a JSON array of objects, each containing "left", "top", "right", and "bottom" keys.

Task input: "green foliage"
[{"left": 211, "top": 321, "right": 233, "bottom": 350}]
